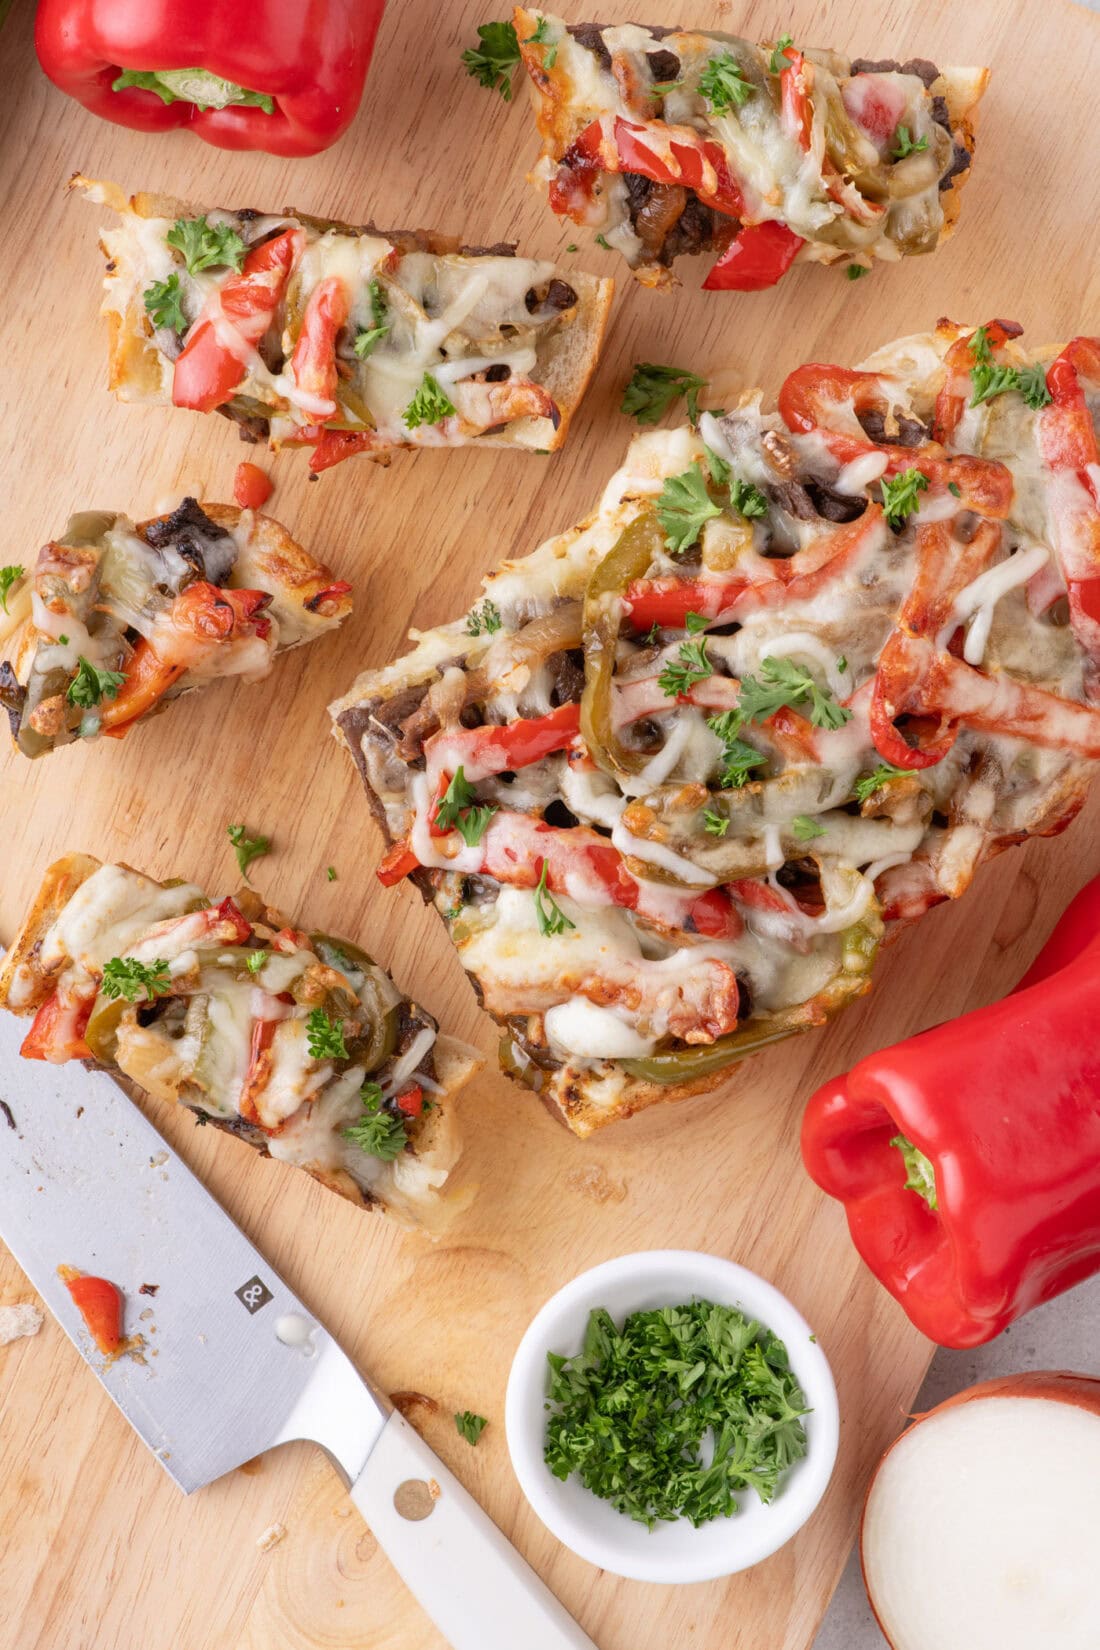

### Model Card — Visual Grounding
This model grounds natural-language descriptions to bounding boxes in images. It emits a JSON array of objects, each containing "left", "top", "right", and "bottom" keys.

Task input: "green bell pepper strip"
[{"left": 580, "top": 512, "right": 666, "bottom": 781}]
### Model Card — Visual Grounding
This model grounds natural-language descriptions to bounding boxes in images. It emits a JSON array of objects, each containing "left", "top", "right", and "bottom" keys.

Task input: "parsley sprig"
[
  {"left": 455, "top": 1411, "right": 489, "bottom": 1445},
  {"left": 0, "top": 565, "right": 25, "bottom": 614},
  {"left": 659, "top": 637, "right": 711, "bottom": 699},
  {"left": 100, "top": 956, "right": 172, "bottom": 1003},
  {"left": 166, "top": 216, "right": 245, "bottom": 275},
  {"left": 791, "top": 815, "right": 825, "bottom": 841},
  {"left": 143, "top": 273, "right": 187, "bottom": 333},
  {"left": 466, "top": 598, "right": 503, "bottom": 637},
  {"left": 306, "top": 1008, "right": 348, "bottom": 1062},
  {"left": 768, "top": 34, "right": 794, "bottom": 73},
  {"left": 656, "top": 466, "right": 722, "bottom": 555},
  {"left": 891, "top": 126, "right": 928, "bottom": 160},
  {"left": 433, "top": 767, "right": 497, "bottom": 848},
  {"left": 703, "top": 808, "right": 729, "bottom": 837},
  {"left": 706, "top": 710, "right": 768, "bottom": 789},
  {"left": 354, "top": 278, "right": 390, "bottom": 359},
  {"left": 730, "top": 476, "right": 769, "bottom": 519},
  {"left": 854, "top": 761, "right": 917, "bottom": 803},
  {"left": 343, "top": 1080, "right": 408, "bottom": 1160},
  {"left": 698, "top": 52, "right": 754, "bottom": 113},
  {"left": 968, "top": 327, "right": 1052, "bottom": 411},
  {"left": 461, "top": 19, "right": 521, "bottom": 99},
  {"left": 544, "top": 1301, "right": 809, "bottom": 1528},
  {"left": 737, "top": 656, "right": 852, "bottom": 731},
  {"left": 403, "top": 372, "right": 456, "bottom": 430},
  {"left": 66, "top": 656, "right": 125, "bottom": 709},
  {"left": 227, "top": 823, "right": 270, "bottom": 881},
  {"left": 621, "top": 363, "right": 708, "bottom": 426},
  {"left": 534, "top": 859, "right": 574, "bottom": 937},
  {"left": 880, "top": 467, "right": 929, "bottom": 527}
]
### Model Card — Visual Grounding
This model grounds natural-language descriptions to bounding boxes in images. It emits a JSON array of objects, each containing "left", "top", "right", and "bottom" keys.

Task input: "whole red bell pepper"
[
  {"left": 34, "top": 0, "right": 386, "bottom": 156},
  {"left": 801, "top": 875, "right": 1100, "bottom": 1348}
]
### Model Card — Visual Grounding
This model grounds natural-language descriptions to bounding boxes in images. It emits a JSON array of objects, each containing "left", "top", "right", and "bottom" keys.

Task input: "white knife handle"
[{"left": 350, "top": 1410, "right": 597, "bottom": 1650}]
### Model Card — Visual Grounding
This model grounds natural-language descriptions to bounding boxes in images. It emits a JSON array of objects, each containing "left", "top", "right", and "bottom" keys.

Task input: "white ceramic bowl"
[{"left": 505, "top": 1250, "right": 839, "bottom": 1584}]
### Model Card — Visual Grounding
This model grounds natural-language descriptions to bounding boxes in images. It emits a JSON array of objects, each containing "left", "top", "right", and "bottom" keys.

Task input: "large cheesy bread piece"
[{"left": 332, "top": 321, "right": 1100, "bottom": 1135}]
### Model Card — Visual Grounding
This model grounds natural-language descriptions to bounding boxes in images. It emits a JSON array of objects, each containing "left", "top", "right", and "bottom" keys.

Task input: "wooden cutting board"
[{"left": 2, "top": 0, "right": 1099, "bottom": 1645}]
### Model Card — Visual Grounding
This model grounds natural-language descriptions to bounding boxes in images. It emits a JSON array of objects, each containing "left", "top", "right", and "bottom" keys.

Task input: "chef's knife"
[{"left": 0, "top": 1009, "right": 595, "bottom": 1650}]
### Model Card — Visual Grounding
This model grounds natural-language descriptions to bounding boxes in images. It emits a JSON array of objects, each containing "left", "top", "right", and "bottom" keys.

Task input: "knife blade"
[{"left": 0, "top": 1009, "right": 597, "bottom": 1650}]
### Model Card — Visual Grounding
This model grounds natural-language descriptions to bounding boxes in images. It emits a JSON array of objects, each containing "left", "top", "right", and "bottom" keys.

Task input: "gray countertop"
[{"left": 812, "top": 1273, "right": 1100, "bottom": 1647}]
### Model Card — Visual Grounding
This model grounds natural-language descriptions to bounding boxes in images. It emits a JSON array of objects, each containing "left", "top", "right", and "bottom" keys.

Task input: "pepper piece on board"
[{"left": 801, "top": 875, "right": 1100, "bottom": 1348}]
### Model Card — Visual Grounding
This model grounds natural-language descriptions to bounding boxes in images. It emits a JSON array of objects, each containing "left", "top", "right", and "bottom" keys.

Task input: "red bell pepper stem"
[
  {"left": 34, "top": 0, "right": 386, "bottom": 157},
  {"left": 61, "top": 1269, "right": 123, "bottom": 1355},
  {"left": 801, "top": 873, "right": 1100, "bottom": 1348},
  {"left": 173, "top": 229, "right": 302, "bottom": 413}
]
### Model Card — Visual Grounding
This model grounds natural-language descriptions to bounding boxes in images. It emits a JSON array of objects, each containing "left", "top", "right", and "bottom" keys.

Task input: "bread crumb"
[
  {"left": 0, "top": 1303, "right": 44, "bottom": 1346},
  {"left": 256, "top": 1522, "right": 287, "bottom": 1552}
]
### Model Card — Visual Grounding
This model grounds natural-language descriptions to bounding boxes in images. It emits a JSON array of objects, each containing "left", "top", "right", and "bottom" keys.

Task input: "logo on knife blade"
[{"left": 235, "top": 1276, "right": 274, "bottom": 1314}]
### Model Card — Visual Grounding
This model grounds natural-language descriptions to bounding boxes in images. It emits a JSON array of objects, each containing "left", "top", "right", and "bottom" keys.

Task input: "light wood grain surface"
[{"left": 2, "top": 1, "right": 1099, "bottom": 1647}]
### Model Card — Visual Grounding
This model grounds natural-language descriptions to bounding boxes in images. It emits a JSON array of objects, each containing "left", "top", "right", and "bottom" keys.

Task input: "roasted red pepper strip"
[
  {"left": 173, "top": 229, "right": 301, "bottom": 412},
  {"left": 289, "top": 276, "right": 349, "bottom": 421},
  {"left": 932, "top": 319, "right": 1024, "bottom": 442},
  {"left": 702, "top": 220, "right": 805, "bottom": 292},
  {"left": 34, "top": 0, "right": 385, "bottom": 157},
  {"left": 801, "top": 874, "right": 1100, "bottom": 1348},
  {"left": 424, "top": 703, "right": 581, "bottom": 779},
  {"left": 1037, "top": 337, "right": 1100, "bottom": 656},
  {"left": 395, "top": 1084, "right": 424, "bottom": 1117},
  {"left": 60, "top": 1268, "right": 123, "bottom": 1355},
  {"left": 20, "top": 991, "right": 94, "bottom": 1062}
]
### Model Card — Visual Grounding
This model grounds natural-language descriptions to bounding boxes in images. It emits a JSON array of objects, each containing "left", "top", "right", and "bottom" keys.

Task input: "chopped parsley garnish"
[
  {"left": 703, "top": 808, "right": 729, "bottom": 837},
  {"left": 621, "top": 362, "right": 708, "bottom": 426},
  {"left": 880, "top": 467, "right": 929, "bottom": 527},
  {"left": 466, "top": 598, "right": 503, "bottom": 636},
  {"left": 455, "top": 1411, "right": 489, "bottom": 1446},
  {"left": 100, "top": 956, "right": 172, "bottom": 1003},
  {"left": 729, "top": 476, "right": 769, "bottom": 520},
  {"left": 707, "top": 710, "right": 768, "bottom": 789},
  {"left": 433, "top": 766, "right": 497, "bottom": 847},
  {"left": 659, "top": 637, "right": 711, "bottom": 699},
  {"left": 846, "top": 263, "right": 870, "bottom": 281},
  {"left": 534, "top": 858, "right": 574, "bottom": 937},
  {"left": 737, "top": 656, "right": 852, "bottom": 730},
  {"left": 595, "top": 233, "right": 611, "bottom": 250},
  {"left": 891, "top": 1133, "right": 938, "bottom": 1210},
  {"left": 143, "top": 273, "right": 187, "bottom": 332},
  {"left": 226, "top": 823, "right": 270, "bottom": 881},
  {"left": 836, "top": 655, "right": 848, "bottom": 673},
  {"left": 544, "top": 1301, "right": 809, "bottom": 1528},
  {"left": 354, "top": 278, "right": 389, "bottom": 358},
  {"left": 327, "top": 866, "right": 337, "bottom": 882},
  {"left": 656, "top": 465, "right": 722, "bottom": 555},
  {"left": 791, "top": 815, "right": 825, "bottom": 841},
  {"left": 651, "top": 78, "right": 684, "bottom": 93},
  {"left": 306, "top": 1008, "right": 348, "bottom": 1062},
  {"left": 947, "top": 481, "right": 962, "bottom": 498},
  {"left": 166, "top": 215, "right": 245, "bottom": 275},
  {"left": 565, "top": 243, "right": 578, "bottom": 253},
  {"left": 524, "top": 15, "right": 557, "bottom": 66},
  {"left": 965, "top": 330, "right": 1052, "bottom": 411},
  {"left": 1015, "top": 361, "right": 1053, "bottom": 411},
  {"left": 461, "top": 19, "right": 521, "bottom": 100},
  {"left": 343, "top": 1081, "right": 408, "bottom": 1160},
  {"left": 768, "top": 34, "right": 794, "bottom": 73},
  {"left": 854, "top": 761, "right": 917, "bottom": 803},
  {"left": 58, "top": 635, "right": 69, "bottom": 645},
  {"left": 684, "top": 611, "right": 708, "bottom": 634},
  {"left": 245, "top": 950, "right": 267, "bottom": 975},
  {"left": 698, "top": 51, "right": 754, "bottom": 113},
  {"left": 403, "top": 372, "right": 456, "bottom": 429},
  {"left": 66, "top": 656, "right": 125, "bottom": 709},
  {"left": 0, "top": 565, "right": 25, "bottom": 614},
  {"left": 891, "top": 125, "right": 928, "bottom": 159},
  {"left": 703, "top": 443, "right": 732, "bottom": 487},
  {"left": 644, "top": 621, "right": 662, "bottom": 644}
]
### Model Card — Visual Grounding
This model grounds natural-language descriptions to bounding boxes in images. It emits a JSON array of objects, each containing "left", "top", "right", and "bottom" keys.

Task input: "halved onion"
[{"left": 862, "top": 1373, "right": 1100, "bottom": 1650}]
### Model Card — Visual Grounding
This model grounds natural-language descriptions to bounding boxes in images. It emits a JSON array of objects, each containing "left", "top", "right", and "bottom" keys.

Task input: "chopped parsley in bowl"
[{"left": 505, "top": 1251, "right": 838, "bottom": 1582}]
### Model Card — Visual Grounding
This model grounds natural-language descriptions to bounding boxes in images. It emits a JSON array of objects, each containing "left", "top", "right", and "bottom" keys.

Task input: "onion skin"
[{"left": 861, "top": 1371, "right": 1100, "bottom": 1648}]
